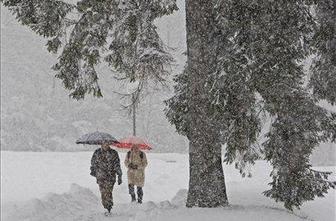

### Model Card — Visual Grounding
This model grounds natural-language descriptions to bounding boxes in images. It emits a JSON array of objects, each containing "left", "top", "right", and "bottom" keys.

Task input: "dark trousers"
[
  {"left": 98, "top": 181, "right": 114, "bottom": 209},
  {"left": 128, "top": 184, "right": 143, "bottom": 200}
]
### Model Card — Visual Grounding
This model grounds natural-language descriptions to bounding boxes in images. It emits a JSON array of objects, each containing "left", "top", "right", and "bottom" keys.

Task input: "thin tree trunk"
[
  {"left": 185, "top": 0, "right": 228, "bottom": 207},
  {"left": 132, "top": 94, "right": 136, "bottom": 136}
]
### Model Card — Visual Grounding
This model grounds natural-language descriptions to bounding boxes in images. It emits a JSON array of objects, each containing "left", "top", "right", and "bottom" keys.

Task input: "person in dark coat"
[{"left": 90, "top": 143, "right": 122, "bottom": 213}]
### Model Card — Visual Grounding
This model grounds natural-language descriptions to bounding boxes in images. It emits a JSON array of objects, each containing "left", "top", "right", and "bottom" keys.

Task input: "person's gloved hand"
[
  {"left": 129, "top": 163, "right": 138, "bottom": 169},
  {"left": 129, "top": 163, "right": 134, "bottom": 169},
  {"left": 118, "top": 175, "right": 122, "bottom": 185}
]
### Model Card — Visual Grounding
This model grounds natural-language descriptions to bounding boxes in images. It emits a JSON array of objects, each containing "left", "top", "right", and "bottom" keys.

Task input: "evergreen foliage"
[
  {"left": 310, "top": 0, "right": 336, "bottom": 105},
  {"left": 166, "top": 0, "right": 336, "bottom": 210},
  {"left": 2, "top": 0, "right": 177, "bottom": 99}
]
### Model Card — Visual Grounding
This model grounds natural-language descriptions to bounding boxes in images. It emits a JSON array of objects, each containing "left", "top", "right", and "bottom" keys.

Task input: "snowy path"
[{"left": 1, "top": 152, "right": 335, "bottom": 221}]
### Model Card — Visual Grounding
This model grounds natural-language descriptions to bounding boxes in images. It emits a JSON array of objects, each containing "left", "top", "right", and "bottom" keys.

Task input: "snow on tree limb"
[
  {"left": 1, "top": 0, "right": 178, "bottom": 100},
  {"left": 166, "top": 0, "right": 336, "bottom": 210}
]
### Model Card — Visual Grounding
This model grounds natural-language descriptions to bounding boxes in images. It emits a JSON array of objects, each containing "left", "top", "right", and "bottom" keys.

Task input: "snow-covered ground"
[{"left": 1, "top": 151, "right": 335, "bottom": 221}]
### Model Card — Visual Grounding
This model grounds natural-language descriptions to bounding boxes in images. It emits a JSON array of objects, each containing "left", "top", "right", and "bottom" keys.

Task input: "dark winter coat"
[{"left": 90, "top": 148, "right": 122, "bottom": 184}]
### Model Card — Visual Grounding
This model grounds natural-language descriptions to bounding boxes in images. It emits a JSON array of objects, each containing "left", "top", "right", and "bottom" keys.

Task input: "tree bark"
[{"left": 185, "top": 0, "right": 228, "bottom": 207}]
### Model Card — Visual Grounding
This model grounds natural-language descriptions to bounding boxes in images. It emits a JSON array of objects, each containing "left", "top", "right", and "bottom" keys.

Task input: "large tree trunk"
[{"left": 185, "top": 0, "right": 228, "bottom": 207}]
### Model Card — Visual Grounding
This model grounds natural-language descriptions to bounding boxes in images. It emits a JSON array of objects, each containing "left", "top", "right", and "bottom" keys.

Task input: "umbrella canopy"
[
  {"left": 112, "top": 136, "right": 152, "bottom": 150},
  {"left": 76, "top": 131, "right": 119, "bottom": 145}
]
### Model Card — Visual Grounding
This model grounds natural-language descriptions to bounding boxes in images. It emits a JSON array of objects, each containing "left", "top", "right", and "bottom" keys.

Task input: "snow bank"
[
  {"left": 2, "top": 183, "right": 177, "bottom": 221},
  {"left": 2, "top": 184, "right": 321, "bottom": 221},
  {"left": 171, "top": 189, "right": 188, "bottom": 207},
  {"left": 2, "top": 184, "right": 100, "bottom": 221}
]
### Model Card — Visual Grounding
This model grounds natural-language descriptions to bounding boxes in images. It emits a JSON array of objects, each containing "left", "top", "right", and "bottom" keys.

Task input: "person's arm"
[
  {"left": 114, "top": 152, "right": 122, "bottom": 185},
  {"left": 138, "top": 152, "right": 148, "bottom": 170},
  {"left": 124, "top": 151, "right": 130, "bottom": 168},
  {"left": 114, "top": 153, "right": 122, "bottom": 177},
  {"left": 90, "top": 150, "right": 98, "bottom": 177}
]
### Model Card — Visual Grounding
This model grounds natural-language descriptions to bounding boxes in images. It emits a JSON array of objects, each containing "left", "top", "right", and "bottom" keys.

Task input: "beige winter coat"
[{"left": 124, "top": 150, "right": 148, "bottom": 187}]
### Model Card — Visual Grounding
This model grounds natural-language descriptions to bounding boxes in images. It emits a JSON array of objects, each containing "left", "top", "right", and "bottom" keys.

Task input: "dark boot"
[
  {"left": 131, "top": 194, "right": 136, "bottom": 202},
  {"left": 107, "top": 205, "right": 112, "bottom": 213},
  {"left": 137, "top": 187, "right": 143, "bottom": 204},
  {"left": 129, "top": 184, "right": 136, "bottom": 202}
]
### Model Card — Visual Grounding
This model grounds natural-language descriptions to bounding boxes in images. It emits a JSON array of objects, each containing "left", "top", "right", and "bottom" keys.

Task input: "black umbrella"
[{"left": 76, "top": 131, "right": 119, "bottom": 145}]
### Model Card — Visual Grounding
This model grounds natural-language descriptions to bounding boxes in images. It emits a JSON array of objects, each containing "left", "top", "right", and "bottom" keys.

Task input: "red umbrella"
[{"left": 112, "top": 136, "right": 152, "bottom": 150}]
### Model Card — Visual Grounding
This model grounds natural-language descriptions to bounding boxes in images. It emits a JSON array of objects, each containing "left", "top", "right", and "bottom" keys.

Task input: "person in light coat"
[{"left": 124, "top": 145, "right": 148, "bottom": 203}]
